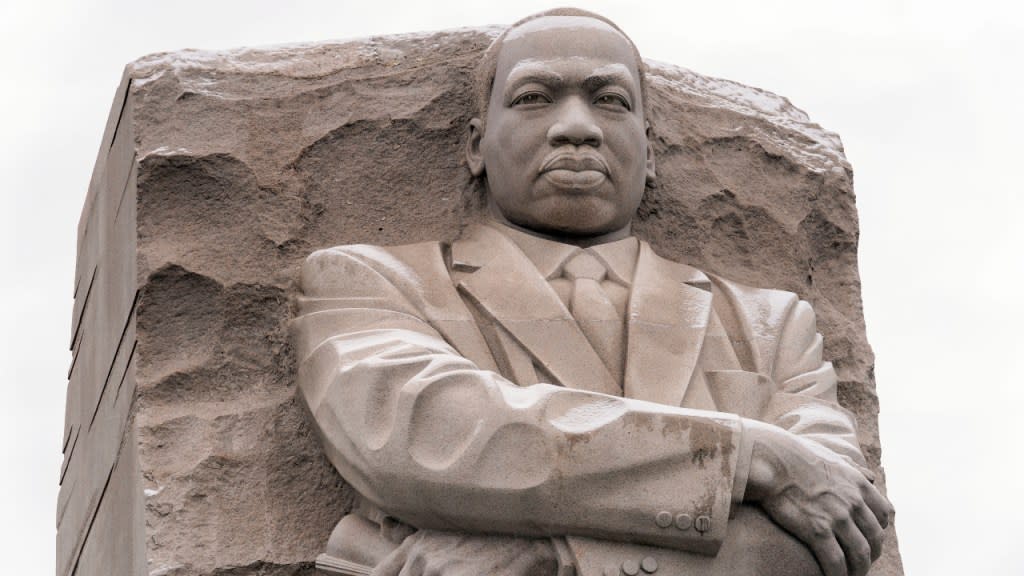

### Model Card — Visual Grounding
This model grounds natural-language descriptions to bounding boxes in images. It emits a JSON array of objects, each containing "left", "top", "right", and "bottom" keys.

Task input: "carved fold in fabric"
[{"left": 294, "top": 222, "right": 868, "bottom": 572}]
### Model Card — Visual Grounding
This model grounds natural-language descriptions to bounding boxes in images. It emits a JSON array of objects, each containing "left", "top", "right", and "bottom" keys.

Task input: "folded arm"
[
  {"left": 295, "top": 246, "right": 745, "bottom": 555},
  {"left": 728, "top": 292, "right": 894, "bottom": 576}
]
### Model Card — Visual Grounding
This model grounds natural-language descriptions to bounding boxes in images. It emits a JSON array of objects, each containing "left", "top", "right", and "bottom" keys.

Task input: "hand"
[
  {"left": 371, "top": 530, "right": 559, "bottom": 576},
  {"left": 742, "top": 421, "right": 894, "bottom": 576}
]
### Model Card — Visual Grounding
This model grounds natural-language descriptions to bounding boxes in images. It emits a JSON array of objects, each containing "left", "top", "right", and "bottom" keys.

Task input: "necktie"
[{"left": 562, "top": 251, "right": 625, "bottom": 382}]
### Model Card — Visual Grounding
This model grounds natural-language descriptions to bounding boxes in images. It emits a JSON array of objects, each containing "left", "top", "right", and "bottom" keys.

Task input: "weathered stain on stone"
[{"left": 65, "top": 25, "right": 899, "bottom": 576}]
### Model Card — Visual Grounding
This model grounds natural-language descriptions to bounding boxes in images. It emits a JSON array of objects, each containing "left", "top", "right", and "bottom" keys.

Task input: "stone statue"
[{"left": 293, "top": 8, "right": 893, "bottom": 576}]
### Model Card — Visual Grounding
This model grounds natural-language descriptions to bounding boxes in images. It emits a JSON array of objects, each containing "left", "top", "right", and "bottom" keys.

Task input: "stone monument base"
[{"left": 59, "top": 26, "right": 901, "bottom": 576}]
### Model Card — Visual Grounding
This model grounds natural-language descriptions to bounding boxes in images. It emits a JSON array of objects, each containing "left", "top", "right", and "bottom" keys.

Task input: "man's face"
[{"left": 468, "top": 16, "right": 654, "bottom": 239}]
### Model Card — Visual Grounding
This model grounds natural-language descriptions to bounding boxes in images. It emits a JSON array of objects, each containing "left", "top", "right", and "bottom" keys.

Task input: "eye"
[
  {"left": 511, "top": 92, "right": 552, "bottom": 106},
  {"left": 595, "top": 93, "right": 631, "bottom": 110}
]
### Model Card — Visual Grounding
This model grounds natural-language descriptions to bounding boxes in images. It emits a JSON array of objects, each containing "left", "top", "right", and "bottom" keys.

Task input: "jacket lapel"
[
  {"left": 451, "top": 225, "right": 619, "bottom": 396},
  {"left": 623, "top": 243, "right": 713, "bottom": 405}
]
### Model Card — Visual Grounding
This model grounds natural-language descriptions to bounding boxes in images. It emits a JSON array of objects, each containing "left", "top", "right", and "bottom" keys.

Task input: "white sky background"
[{"left": 2, "top": 0, "right": 1021, "bottom": 574}]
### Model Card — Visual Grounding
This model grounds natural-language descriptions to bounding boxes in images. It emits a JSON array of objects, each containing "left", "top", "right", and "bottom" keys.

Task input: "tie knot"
[{"left": 563, "top": 251, "right": 607, "bottom": 282}]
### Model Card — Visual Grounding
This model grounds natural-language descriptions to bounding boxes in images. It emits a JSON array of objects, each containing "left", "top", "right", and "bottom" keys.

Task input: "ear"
[
  {"left": 466, "top": 118, "right": 486, "bottom": 177},
  {"left": 644, "top": 122, "right": 657, "bottom": 186}
]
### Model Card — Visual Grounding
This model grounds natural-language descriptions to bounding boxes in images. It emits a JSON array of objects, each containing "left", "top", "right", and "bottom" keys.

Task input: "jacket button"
[
  {"left": 655, "top": 511, "right": 673, "bottom": 528},
  {"left": 674, "top": 513, "right": 692, "bottom": 530},
  {"left": 622, "top": 559, "right": 640, "bottom": 575},
  {"left": 641, "top": 556, "right": 658, "bottom": 573},
  {"left": 695, "top": 515, "right": 712, "bottom": 533}
]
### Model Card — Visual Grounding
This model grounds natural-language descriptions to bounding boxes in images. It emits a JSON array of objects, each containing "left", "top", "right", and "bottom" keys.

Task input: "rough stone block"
[{"left": 60, "top": 27, "right": 902, "bottom": 576}]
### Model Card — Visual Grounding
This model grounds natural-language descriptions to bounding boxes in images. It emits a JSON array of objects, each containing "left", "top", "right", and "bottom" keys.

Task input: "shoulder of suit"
[
  {"left": 301, "top": 237, "right": 446, "bottom": 284},
  {"left": 305, "top": 240, "right": 448, "bottom": 277},
  {"left": 302, "top": 240, "right": 449, "bottom": 293},
  {"left": 635, "top": 241, "right": 804, "bottom": 331},
  {"left": 307, "top": 240, "right": 444, "bottom": 266},
  {"left": 637, "top": 241, "right": 797, "bottom": 303},
  {"left": 708, "top": 270, "right": 803, "bottom": 319},
  {"left": 704, "top": 272, "right": 799, "bottom": 303},
  {"left": 704, "top": 270, "right": 823, "bottom": 350}
]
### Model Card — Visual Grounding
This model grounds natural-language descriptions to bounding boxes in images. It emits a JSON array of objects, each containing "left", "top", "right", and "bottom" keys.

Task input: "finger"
[
  {"left": 422, "top": 558, "right": 444, "bottom": 576},
  {"left": 373, "top": 535, "right": 416, "bottom": 576},
  {"left": 766, "top": 498, "right": 847, "bottom": 576},
  {"left": 503, "top": 540, "right": 559, "bottom": 576},
  {"left": 398, "top": 552, "right": 426, "bottom": 576},
  {"left": 503, "top": 550, "right": 545, "bottom": 575},
  {"left": 834, "top": 512, "right": 872, "bottom": 576},
  {"left": 861, "top": 483, "right": 893, "bottom": 529},
  {"left": 852, "top": 502, "right": 885, "bottom": 561},
  {"left": 810, "top": 532, "right": 848, "bottom": 576}
]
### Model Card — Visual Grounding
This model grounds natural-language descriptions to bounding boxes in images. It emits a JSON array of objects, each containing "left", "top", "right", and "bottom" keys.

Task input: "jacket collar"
[
  {"left": 623, "top": 243, "right": 713, "bottom": 404},
  {"left": 452, "top": 223, "right": 620, "bottom": 396},
  {"left": 451, "top": 222, "right": 712, "bottom": 403},
  {"left": 492, "top": 222, "right": 638, "bottom": 285}
]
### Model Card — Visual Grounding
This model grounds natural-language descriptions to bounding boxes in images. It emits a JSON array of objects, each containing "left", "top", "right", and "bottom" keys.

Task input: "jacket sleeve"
[
  {"left": 708, "top": 276, "right": 870, "bottom": 478},
  {"left": 766, "top": 297, "right": 871, "bottom": 475},
  {"left": 293, "top": 245, "right": 745, "bottom": 556}
]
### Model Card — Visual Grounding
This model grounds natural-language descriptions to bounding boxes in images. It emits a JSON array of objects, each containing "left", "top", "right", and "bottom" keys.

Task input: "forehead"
[{"left": 494, "top": 16, "right": 640, "bottom": 87}]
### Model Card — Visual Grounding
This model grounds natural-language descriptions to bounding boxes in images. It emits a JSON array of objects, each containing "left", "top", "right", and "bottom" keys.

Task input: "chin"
[{"left": 526, "top": 202, "right": 624, "bottom": 238}]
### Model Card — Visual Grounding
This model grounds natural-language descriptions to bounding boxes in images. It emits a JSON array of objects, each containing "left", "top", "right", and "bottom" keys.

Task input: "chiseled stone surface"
[{"left": 62, "top": 26, "right": 902, "bottom": 576}]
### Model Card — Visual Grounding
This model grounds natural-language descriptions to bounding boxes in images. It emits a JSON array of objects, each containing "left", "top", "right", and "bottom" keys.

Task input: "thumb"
[{"left": 371, "top": 532, "right": 419, "bottom": 576}]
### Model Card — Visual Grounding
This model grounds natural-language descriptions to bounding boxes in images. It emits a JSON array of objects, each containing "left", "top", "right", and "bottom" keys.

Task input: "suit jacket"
[{"left": 293, "top": 223, "right": 867, "bottom": 573}]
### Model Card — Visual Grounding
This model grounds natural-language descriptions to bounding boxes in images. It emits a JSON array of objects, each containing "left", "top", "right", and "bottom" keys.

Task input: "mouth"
[
  {"left": 541, "top": 169, "right": 607, "bottom": 190},
  {"left": 539, "top": 153, "right": 609, "bottom": 191}
]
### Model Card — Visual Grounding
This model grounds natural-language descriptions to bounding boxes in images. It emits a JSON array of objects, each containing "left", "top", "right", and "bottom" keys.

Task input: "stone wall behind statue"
[{"left": 58, "top": 27, "right": 903, "bottom": 576}]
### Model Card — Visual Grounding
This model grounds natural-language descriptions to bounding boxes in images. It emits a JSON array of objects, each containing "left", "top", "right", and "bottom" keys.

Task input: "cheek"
[
  {"left": 482, "top": 132, "right": 513, "bottom": 174},
  {"left": 493, "top": 118, "right": 542, "bottom": 157},
  {"left": 608, "top": 120, "right": 647, "bottom": 152}
]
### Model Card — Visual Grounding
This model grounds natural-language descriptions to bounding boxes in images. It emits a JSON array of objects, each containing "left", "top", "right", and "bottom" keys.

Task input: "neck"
[{"left": 488, "top": 213, "right": 632, "bottom": 248}]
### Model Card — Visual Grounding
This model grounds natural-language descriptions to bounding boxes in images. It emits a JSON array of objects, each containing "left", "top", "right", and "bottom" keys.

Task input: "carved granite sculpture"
[
  {"left": 60, "top": 9, "right": 902, "bottom": 576},
  {"left": 294, "top": 8, "right": 893, "bottom": 576}
]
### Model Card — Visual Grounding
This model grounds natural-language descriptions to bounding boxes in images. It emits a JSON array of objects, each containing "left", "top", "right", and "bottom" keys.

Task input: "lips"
[
  {"left": 540, "top": 153, "right": 609, "bottom": 175},
  {"left": 539, "top": 152, "right": 609, "bottom": 190}
]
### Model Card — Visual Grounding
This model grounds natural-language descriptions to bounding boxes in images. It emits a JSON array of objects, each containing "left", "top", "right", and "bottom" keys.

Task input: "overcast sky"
[{"left": 3, "top": 1, "right": 1022, "bottom": 574}]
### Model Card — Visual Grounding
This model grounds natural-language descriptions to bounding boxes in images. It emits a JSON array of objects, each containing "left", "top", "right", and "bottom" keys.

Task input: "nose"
[{"left": 547, "top": 97, "right": 603, "bottom": 147}]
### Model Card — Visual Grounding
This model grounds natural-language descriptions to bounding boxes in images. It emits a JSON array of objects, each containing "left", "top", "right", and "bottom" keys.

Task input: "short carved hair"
[{"left": 472, "top": 7, "right": 650, "bottom": 125}]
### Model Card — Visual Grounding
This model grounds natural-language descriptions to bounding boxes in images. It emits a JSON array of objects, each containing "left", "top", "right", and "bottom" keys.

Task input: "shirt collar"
[{"left": 488, "top": 221, "right": 638, "bottom": 285}]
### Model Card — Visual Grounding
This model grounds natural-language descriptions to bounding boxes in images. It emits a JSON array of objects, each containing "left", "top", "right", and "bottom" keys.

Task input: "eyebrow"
[
  {"left": 503, "top": 62, "right": 565, "bottom": 96},
  {"left": 502, "top": 61, "right": 636, "bottom": 101},
  {"left": 582, "top": 67, "right": 636, "bottom": 98}
]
